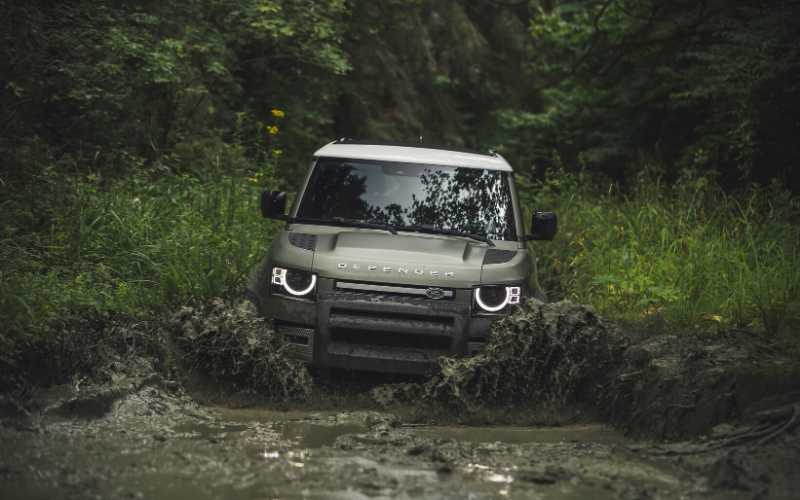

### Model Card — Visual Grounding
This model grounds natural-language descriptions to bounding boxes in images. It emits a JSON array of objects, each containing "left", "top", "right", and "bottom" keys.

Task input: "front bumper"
[
  {"left": 260, "top": 279, "right": 502, "bottom": 374},
  {"left": 312, "top": 292, "right": 470, "bottom": 375}
]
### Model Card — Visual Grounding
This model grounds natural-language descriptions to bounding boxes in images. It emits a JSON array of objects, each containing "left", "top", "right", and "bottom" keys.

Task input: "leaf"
[
  {"left": 699, "top": 312, "right": 722, "bottom": 323},
  {"left": 592, "top": 274, "right": 622, "bottom": 284}
]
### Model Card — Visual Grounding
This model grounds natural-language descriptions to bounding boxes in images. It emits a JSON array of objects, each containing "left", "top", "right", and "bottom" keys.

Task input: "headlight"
[
  {"left": 271, "top": 267, "right": 317, "bottom": 298},
  {"left": 474, "top": 285, "right": 521, "bottom": 312}
]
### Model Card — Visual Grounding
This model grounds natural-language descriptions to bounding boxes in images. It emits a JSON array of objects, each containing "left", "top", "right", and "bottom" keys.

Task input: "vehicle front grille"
[
  {"left": 334, "top": 280, "right": 455, "bottom": 301},
  {"left": 467, "top": 341, "right": 487, "bottom": 356},
  {"left": 317, "top": 292, "right": 471, "bottom": 361},
  {"left": 330, "top": 328, "right": 452, "bottom": 351},
  {"left": 278, "top": 325, "right": 314, "bottom": 362}
]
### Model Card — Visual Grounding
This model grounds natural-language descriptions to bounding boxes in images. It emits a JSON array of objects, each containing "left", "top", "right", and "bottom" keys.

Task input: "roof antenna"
[{"left": 417, "top": 136, "right": 424, "bottom": 143}]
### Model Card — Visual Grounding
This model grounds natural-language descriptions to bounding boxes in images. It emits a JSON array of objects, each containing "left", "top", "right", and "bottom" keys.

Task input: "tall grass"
[
  {"left": 519, "top": 158, "right": 800, "bottom": 340},
  {"left": 0, "top": 114, "right": 285, "bottom": 359}
]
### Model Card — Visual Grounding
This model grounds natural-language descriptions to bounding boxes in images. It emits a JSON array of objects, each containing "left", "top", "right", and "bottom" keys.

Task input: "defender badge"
[{"left": 426, "top": 287, "right": 446, "bottom": 300}]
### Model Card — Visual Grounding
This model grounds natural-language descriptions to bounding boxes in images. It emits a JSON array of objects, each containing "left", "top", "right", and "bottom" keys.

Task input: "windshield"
[{"left": 296, "top": 157, "right": 518, "bottom": 240}]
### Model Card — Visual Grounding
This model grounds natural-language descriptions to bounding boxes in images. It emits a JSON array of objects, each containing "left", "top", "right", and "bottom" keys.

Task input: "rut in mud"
[
  {"left": 166, "top": 297, "right": 800, "bottom": 442},
  {"left": 169, "top": 299, "right": 629, "bottom": 419}
]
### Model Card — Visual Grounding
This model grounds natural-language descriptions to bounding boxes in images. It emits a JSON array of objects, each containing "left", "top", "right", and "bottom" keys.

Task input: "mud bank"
[{"left": 601, "top": 328, "right": 800, "bottom": 441}]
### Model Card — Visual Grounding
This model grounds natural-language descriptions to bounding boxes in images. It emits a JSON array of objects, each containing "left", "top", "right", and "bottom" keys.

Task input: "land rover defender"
[{"left": 245, "top": 139, "right": 556, "bottom": 375}]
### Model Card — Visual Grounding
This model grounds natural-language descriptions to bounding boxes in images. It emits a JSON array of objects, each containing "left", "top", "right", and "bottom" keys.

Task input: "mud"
[
  {"left": 2, "top": 299, "right": 799, "bottom": 498},
  {"left": 601, "top": 328, "right": 800, "bottom": 441},
  {"left": 0, "top": 379, "right": 782, "bottom": 500},
  {"left": 424, "top": 300, "right": 625, "bottom": 412},
  {"left": 171, "top": 298, "right": 313, "bottom": 399}
]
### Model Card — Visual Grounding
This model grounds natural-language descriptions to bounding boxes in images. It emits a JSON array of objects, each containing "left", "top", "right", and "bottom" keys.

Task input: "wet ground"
[
  {"left": 2, "top": 300, "right": 798, "bottom": 499},
  {"left": 0, "top": 377, "right": 780, "bottom": 500}
]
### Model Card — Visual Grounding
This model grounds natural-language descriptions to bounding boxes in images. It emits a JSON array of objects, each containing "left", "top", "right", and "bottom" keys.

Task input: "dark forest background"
[{"left": 3, "top": 0, "right": 799, "bottom": 190}]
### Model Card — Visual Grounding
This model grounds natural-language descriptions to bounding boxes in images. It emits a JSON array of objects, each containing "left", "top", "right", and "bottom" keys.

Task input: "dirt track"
[{"left": 1, "top": 300, "right": 799, "bottom": 499}]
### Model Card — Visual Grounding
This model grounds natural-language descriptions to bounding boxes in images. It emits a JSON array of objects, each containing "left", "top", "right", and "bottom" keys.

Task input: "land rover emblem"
[{"left": 426, "top": 287, "right": 446, "bottom": 300}]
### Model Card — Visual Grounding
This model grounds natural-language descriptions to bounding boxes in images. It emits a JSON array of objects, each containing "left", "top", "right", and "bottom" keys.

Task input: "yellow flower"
[
  {"left": 273, "top": 149, "right": 282, "bottom": 154},
  {"left": 271, "top": 110, "right": 285, "bottom": 117},
  {"left": 249, "top": 178, "right": 258, "bottom": 182},
  {"left": 268, "top": 126, "right": 278, "bottom": 134},
  {"left": 237, "top": 145, "right": 244, "bottom": 149}
]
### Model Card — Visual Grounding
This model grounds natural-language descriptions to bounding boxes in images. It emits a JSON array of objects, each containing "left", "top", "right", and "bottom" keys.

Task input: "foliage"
[
  {"left": 519, "top": 160, "right": 800, "bottom": 339},
  {"left": 1, "top": 0, "right": 355, "bottom": 182},
  {"left": 503, "top": 0, "right": 800, "bottom": 189},
  {"left": 0, "top": 115, "right": 284, "bottom": 360}
]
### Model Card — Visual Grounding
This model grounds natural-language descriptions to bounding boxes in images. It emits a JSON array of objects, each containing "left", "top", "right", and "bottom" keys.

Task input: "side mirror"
[
  {"left": 260, "top": 190, "right": 287, "bottom": 219},
  {"left": 527, "top": 212, "right": 557, "bottom": 241}
]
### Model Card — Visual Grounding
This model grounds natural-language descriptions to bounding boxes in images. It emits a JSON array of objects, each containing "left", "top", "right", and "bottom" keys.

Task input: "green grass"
[
  {"left": 0, "top": 116, "right": 285, "bottom": 360},
  {"left": 519, "top": 159, "right": 800, "bottom": 340}
]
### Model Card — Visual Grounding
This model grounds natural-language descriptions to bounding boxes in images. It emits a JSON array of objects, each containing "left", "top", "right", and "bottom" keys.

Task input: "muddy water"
[
  {"left": 413, "top": 423, "right": 628, "bottom": 446},
  {"left": 0, "top": 387, "right": 742, "bottom": 500}
]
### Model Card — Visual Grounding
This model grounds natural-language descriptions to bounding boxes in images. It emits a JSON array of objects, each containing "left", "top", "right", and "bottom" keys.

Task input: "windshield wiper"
[
  {"left": 397, "top": 225, "right": 495, "bottom": 247},
  {"left": 329, "top": 217, "right": 398, "bottom": 235}
]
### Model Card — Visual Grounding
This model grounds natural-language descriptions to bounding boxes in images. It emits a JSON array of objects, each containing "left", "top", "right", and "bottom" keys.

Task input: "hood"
[{"left": 312, "top": 231, "right": 486, "bottom": 288}]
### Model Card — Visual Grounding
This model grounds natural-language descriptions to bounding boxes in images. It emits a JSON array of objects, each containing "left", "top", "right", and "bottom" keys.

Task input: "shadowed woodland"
[{"left": 1, "top": 0, "right": 799, "bottom": 364}]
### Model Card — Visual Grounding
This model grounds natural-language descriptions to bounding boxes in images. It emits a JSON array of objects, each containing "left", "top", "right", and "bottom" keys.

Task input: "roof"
[{"left": 313, "top": 140, "right": 513, "bottom": 172}]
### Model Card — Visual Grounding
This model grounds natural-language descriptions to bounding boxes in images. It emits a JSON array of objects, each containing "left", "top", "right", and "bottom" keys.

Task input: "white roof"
[{"left": 313, "top": 143, "right": 513, "bottom": 171}]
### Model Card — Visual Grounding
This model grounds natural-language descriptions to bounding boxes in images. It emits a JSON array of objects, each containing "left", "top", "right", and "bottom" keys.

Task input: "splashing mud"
[
  {"left": 171, "top": 299, "right": 313, "bottom": 399},
  {"left": 423, "top": 300, "right": 626, "bottom": 412}
]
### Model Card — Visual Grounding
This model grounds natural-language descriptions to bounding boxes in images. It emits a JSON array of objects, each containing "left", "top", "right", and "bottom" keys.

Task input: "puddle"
[
  {"left": 413, "top": 423, "right": 628, "bottom": 445},
  {"left": 172, "top": 423, "right": 251, "bottom": 440},
  {"left": 280, "top": 421, "right": 364, "bottom": 448},
  {"left": 1, "top": 403, "right": 732, "bottom": 500}
]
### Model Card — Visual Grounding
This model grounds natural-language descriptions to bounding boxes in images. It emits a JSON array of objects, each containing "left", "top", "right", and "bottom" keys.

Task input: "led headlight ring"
[
  {"left": 475, "top": 286, "right": 521, "bottom": 312},
  {"left": 272, "top": 267, "right": 317, "bottom": 296},
  {"left": 475, "top": 287, "right": 510, "bottom": 312}
]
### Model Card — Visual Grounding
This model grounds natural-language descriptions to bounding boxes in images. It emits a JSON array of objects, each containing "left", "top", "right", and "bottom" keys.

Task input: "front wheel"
[{"left": 532, "top": 286, "right": 548, "bottom": 304}]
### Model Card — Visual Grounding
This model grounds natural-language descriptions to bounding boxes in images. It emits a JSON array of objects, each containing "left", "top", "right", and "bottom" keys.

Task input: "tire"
[
  {"left": 532, "top": 286, "right": 548, "bottom": 304},
  {"left": 244, "top": 288, "right": 264, "bottom": 317},
  {"left": 244, "top": 261, "right": 269, "bottom": 317}
]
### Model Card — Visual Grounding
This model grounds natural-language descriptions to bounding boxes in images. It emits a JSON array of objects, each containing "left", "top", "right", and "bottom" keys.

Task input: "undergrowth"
[
  {"left": 0, "top": 113, "right": 285, "bottom": 363},
  {"left": 518, "top": 152, "right": 800, "bottom": 341}
]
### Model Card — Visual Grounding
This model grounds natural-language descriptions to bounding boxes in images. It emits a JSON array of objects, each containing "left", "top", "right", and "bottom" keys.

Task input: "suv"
[{"left": 245, "top": 139, "right": 556, "bottom": 374}]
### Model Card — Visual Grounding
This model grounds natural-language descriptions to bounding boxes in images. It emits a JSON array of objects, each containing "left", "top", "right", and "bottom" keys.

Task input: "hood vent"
[
  {"left": 483, "top": 249, "right": 516, "bottom": 265},
  {"left": 289, "top": 233, "right": 317, "bottom": 251}
]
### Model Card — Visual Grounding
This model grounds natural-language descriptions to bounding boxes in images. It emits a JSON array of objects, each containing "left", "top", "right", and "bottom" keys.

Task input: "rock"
[
  {"left": 521, "top": 473, "right": 556, "bottom": 484},
  {"left": 407, "top": 444, "right": 429, "bottom": 456},
  {"left": 710, "top": 423, "right": 735, "bottom": 437}
]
